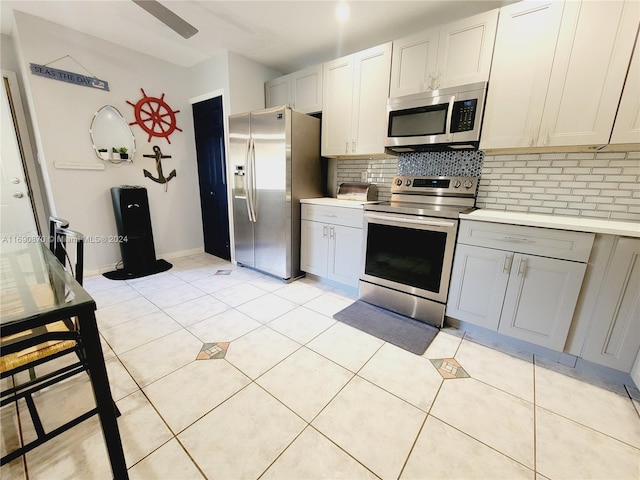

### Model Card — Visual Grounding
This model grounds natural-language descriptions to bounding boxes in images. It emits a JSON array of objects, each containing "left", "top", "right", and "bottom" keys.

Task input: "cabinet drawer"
[
  {"left": 301, "top": 204, "right": 364, "bottom": 229},
  {"left": 458, "top": 220, "right": 594, "bottom": 262}
]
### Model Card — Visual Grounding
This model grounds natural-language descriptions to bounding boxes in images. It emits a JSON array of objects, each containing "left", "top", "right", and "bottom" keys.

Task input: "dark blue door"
[{"left": 192, "top": 96, "right": 230, "bottom": 260}]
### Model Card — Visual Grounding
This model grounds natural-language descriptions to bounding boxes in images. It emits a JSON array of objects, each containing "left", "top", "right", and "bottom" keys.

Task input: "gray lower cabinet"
[
  {"left": 579, "top": 236, "right": 640, "bottom": 371},
  {"left": 447, "top": 220, "right": 594, "bottom": 351},
  {"left": 445, "top": 244, "right": 508, "bottom": 331},
  {"left": 300, "top": 203, "right": 364, "bottom": 287},
  {"left": 497, "top": 252, "right": 587, "bottom": 350}
]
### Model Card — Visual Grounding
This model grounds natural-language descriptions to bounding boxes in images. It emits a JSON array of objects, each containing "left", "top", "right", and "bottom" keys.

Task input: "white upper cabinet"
[
  {"left": 542, "top": 0, "right": 639, "bottom": 148},
  {"left": 322, "top": 55, "right": 354, "bottom": 156},
  {"left": 481, "top": 0, "right": 640, "bottom": 150},
  {"left": 265, "top": 64, "right": 323, "bottom": 114},
  {"left": 480, "top": 1, "right": 566, "bottom": 150},
  {"left": 610, "top": 34, "right": 640, "bottom": 145},
  {"left": 322, "top": 43, "right": 392, "bottom": 157},
  {"left": 265, "top": 75, "right": 290, "bottom": 109},
  {"left": 435, "top": 10, "right": 499, "bottom": 89},
  {"left": 389, "top": 27, "right": 439, "bottom": 97},
  {"left": 389, "top": 9, "right": 498, "bottom": 97},
  {"left": 290, "top": 65, "right": 323, "bottom": 114}
]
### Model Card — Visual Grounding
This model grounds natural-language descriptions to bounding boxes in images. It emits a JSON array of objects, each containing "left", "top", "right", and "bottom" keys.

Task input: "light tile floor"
[{"left": 2, "top": 253, "right": 639, "bottom": 479}]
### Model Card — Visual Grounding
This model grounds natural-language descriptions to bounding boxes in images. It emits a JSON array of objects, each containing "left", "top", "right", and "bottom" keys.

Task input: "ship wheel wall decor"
[{"left": 127, "top": 88, "right": 182, "bottom": 144}]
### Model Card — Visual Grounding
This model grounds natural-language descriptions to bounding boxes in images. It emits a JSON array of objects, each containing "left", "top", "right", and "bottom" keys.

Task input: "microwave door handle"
[{"left": 445, "top": 95, "right": 455, "bottom": 141}]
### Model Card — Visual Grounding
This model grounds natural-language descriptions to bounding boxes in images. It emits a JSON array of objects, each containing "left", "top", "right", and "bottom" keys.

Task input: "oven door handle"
[{"left": 365, "top": 213, "right": 456, "bottom": 228}]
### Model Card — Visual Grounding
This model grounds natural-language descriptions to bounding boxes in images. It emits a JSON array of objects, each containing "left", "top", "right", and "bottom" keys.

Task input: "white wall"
[
  {"left": 189, "top": 51, "right": 231, "bottom": 115},
  {"left": 227, "top": 51, "right": 281, "bottom": 115},
  {"left": 12, "top": 11, "right": 203, "bottom": 272}
]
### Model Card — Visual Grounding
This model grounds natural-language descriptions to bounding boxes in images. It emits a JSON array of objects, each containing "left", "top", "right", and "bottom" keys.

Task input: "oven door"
[{"left": 361, "top": 211, "right": 458, "bottom": 303}]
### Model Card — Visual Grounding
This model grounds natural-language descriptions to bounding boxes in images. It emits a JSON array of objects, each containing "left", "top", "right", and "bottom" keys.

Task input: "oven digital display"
[{"left": 412, "top": 179, "right": 450, "bottom": 188}]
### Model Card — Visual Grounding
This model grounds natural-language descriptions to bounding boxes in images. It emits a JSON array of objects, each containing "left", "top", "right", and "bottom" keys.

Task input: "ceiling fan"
[{"left": 132, "top": 0, "right": 198, "bottom": 39}]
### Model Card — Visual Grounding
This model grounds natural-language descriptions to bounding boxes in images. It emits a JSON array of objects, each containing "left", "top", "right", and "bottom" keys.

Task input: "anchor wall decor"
[{"left": 144, "top": 146, "right": 176, "bottom": 192}]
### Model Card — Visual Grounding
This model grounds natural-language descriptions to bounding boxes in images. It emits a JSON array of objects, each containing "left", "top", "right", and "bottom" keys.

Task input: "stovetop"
[
  {"left": 364, "top": 201, "right": 476, "bottom": 219},
  {"left": 364, "top": 175, "right": 479, "bottom": 219}
]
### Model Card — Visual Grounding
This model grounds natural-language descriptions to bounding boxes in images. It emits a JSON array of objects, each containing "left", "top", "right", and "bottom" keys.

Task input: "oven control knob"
[
  {"left": 452, "top": 180, "right": 461, "bottom": 189},
  {"left": 405, "top": 179, "right": 412, "bottom": 186},
  {"left": 395, "top": 178, "right": 403, "bottom": 186},
  {"left": 463, "top": 180, "right": 474, "bottom": 189}
]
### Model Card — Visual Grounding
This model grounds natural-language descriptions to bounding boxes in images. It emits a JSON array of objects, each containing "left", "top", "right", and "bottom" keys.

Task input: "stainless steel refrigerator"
[{"left": 229, "top": 106, "right": 322, "bottom": 281}]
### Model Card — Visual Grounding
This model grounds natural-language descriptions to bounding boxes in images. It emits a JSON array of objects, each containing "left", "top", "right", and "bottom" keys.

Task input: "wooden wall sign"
[{"left": 29, "top": 63, "right": 109, "bottom": 91}]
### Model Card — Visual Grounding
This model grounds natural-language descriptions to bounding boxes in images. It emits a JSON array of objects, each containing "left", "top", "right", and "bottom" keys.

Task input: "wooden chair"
[{"left": 0, "top": 221, "right": 107, "bottom": 466}]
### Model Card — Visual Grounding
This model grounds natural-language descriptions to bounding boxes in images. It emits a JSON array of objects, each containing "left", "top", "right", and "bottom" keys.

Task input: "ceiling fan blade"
[{"left": 132, "top": 0, "right": 198, "bottom": 39}]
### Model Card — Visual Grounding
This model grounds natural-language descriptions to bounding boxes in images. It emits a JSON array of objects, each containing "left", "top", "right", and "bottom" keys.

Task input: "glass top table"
[
  {"left": 0, "top": 240, "right": 128, "bottom": 478},
  {"left": 0, "top": 241, "right": 94, "bottom": 327}
]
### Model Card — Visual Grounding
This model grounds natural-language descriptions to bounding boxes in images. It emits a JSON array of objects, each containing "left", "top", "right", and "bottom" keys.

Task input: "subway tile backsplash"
[
  {"left": 477, "top": 151, "right": 640, "bottom": 221},
  {"left": 336, "top": 157, "right": 398, "bottom": 202},
  {"left": 333, "top": 150, "right": 639, "bottom": 221}
]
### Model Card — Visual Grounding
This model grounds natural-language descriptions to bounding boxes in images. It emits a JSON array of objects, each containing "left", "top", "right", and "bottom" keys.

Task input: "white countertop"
[
  {"left": 300, "top": 197, "right": 378, "bottom": 209},
  {"left": 461, "top": 209, "right": 640, "bottom": 238}
]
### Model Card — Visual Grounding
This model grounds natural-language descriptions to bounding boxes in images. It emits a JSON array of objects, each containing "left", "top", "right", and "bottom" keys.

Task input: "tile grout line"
[{"left": 395, "top": 373, "right": 446, "bottom": 479}]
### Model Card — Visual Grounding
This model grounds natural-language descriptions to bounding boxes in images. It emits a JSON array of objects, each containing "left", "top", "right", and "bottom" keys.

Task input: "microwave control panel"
[{"left": 451, "top": 99, "right": 477, "bottom": 133}]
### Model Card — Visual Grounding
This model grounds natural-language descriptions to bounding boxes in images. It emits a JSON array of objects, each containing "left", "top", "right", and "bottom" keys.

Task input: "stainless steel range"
[{"left": 359, "top": 175, "right": 479, "bottom": 328}]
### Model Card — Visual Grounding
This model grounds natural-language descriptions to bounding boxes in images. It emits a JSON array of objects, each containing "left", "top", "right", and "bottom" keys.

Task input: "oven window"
[
  {"left": 388, "top": 104, "right": 447, "bottom": 137},
  {"left": 365, "top": 223, "right": 446, "bottom": 293}
]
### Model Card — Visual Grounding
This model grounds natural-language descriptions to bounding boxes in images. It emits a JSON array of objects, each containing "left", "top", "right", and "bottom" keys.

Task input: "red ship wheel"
[{"left": 127, "top": 88, "right": 182, "bottom": 144}]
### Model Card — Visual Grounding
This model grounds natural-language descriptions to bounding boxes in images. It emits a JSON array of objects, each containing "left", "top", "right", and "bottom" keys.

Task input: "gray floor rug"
[{"left": 333, "top": 301, "right": 439, "bottom": 355}]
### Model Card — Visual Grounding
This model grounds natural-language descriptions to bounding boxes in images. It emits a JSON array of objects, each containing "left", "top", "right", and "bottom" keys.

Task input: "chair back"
[
  {"left": 48, "top": 217, "right": 69, "bottom": 252},
  {"left": 49, "top": 217, "right": 84, "bottom": 285}
]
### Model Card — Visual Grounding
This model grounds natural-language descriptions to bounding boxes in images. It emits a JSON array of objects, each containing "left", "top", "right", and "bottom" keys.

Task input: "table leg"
[{"left": 79, "top": 308, "right": 129, "bottom": 479}]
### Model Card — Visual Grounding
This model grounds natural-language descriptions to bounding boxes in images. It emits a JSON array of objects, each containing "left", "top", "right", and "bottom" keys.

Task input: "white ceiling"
[{"left": 0, "top": 0, "right": 514, "bottom": 73}]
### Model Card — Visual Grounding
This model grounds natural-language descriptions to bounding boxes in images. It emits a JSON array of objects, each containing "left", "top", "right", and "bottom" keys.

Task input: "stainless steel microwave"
[{"left": 384, "top": 81, "right": 487, "bottom": 153}]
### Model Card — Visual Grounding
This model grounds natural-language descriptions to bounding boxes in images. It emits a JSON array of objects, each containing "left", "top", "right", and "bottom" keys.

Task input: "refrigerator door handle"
[
  {"left": 247, "top": 138, "right": 258, "bottom": 222},
  {"left": 242, "top": 139, "right": 254, "bottom": 222}
]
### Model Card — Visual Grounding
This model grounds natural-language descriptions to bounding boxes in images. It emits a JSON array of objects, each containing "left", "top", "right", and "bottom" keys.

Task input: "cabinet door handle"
[
  {"left": 503, "top": 236, "right": 535, "bottom": 244},
  {"left": 503, "top": 254, "right": 513, "bottom": 274},
  {"left": 345, "top": 141, "right": 349, "bottom": 154},
  {"left": 323, "top": 226, "right": 328, "bottom": 238},
  {"left": 352, "top": 140, "right": 357, "bottom": 152},
  {"left": 517, "top": 258, "right": 528, "bottom": 277},
  {"left": 329, "top": 227, "right": 335, "bottom": 239}
]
